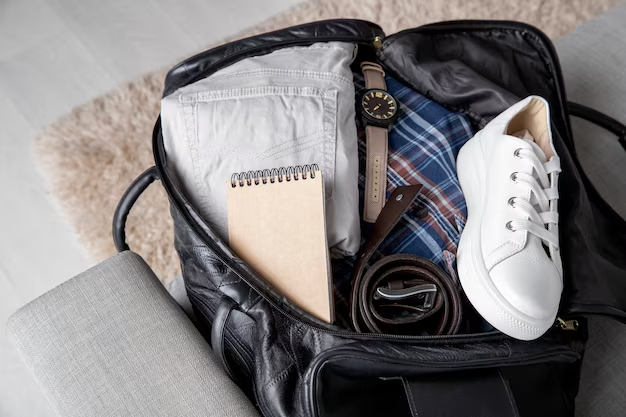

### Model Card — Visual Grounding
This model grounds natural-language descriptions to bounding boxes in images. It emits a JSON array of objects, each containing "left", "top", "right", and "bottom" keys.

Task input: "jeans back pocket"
[{"left": 180, "top": 86, "right": 338, "bottom": 240}]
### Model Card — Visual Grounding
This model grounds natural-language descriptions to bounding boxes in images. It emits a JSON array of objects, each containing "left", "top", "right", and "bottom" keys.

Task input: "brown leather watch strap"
[
  {"left": 349, "top": 185, "right": 463, "bottom": 335},
  {"left": 361, "top": 62, "right": 386, "bottom": 90},
  {"left": 361, "top": 61, "right": 389, "bottom": 223},
  {"left": 364, "top": 126, "right": 388, "bottom": 222}
]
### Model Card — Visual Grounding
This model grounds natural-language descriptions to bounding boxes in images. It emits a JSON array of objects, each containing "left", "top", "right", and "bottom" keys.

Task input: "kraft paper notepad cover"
[{"left": 227, "top": 169, "right": 334, "bottom": 323}]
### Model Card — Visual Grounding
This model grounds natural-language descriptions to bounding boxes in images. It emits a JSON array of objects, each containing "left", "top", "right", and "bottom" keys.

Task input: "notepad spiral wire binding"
[{"left": 230, "top": 164, "right": 320, "bottom": 188}]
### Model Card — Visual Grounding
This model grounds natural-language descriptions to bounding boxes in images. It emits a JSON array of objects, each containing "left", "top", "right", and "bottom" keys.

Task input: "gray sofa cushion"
[
  {"left": 557, "top": 5, "right": 626, "bottom": 219},
  {"left": 7, "top": 251, "right": 259, "bottom": 417},
  {"left": 555, "top": 5, "right": 626, "bottom": 417}
]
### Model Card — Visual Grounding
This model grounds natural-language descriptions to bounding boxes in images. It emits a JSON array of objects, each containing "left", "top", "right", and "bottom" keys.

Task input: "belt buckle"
[{"left": 374, "top": 283, "right": 438, "bottom": 311}]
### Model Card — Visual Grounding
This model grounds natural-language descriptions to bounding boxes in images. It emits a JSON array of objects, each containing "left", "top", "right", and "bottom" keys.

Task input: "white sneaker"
[{"left": 456, "top": 96, "right": 562, "bottom": 341}]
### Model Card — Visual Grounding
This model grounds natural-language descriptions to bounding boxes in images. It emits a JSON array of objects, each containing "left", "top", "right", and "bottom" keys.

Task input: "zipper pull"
[
  {"left": 556, "top": 317, "right": 579, "bottom": 331},
  {"left": 373, "top": 36, "right": 383, "bottom": 49}
]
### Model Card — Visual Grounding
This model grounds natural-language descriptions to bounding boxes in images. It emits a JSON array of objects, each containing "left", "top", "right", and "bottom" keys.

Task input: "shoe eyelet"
[
  {"left": 505, "top": 221, "right": 516, "bottom": 232},
  {"left": 510, "top": 172, "right": 518, "bottom": 183},
  {"left": 514, "top": 148, "right": 523, "bottom": 158},
  {"left": 508, "top": 197, "right": 516, "bottom": 208}
]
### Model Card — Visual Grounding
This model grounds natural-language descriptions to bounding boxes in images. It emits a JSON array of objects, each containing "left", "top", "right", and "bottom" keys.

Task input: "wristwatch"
[{"left": 359, "top": 61, "right": 400, "bottom": 223}]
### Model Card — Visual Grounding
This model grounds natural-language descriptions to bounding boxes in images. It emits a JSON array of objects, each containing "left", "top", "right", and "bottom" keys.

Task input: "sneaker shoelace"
[{"left": 508, "top": 147, "right": 562, "bottom": 273}]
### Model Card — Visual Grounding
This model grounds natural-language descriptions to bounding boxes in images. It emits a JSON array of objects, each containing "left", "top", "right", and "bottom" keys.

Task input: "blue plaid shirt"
[{"left": 332, "top": 75, "right": 474, "bottom": 327}]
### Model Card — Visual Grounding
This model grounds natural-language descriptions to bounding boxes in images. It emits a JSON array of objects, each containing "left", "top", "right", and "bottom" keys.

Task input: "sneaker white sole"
[{"left": 456, "top": 133, "right": 553, "bottom": 341}]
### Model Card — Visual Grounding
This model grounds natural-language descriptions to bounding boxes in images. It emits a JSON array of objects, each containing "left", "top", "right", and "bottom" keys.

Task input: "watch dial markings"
[{"left": 362, "top": 90, "right": 398, "bottom": 121}]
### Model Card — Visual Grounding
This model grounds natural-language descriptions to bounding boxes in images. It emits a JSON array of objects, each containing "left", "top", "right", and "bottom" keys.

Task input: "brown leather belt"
[{"left": 350, "top": 185, "right": 463, "bottom": 335}]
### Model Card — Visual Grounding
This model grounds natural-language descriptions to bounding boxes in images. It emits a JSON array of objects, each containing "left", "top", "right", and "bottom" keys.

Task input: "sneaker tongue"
[{"left": 512, "top": 129, "right": 547, "bottom": 162}]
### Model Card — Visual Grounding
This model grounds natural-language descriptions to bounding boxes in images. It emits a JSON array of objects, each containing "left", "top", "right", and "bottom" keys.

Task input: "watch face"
[{"left": 361, "top": 89, "right": 398, "bottom": 123}]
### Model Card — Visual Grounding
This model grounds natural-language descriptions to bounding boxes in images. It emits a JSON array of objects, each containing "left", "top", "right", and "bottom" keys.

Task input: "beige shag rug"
[{"left": 35, "top": 0, "right": 618, "bottom": 284}]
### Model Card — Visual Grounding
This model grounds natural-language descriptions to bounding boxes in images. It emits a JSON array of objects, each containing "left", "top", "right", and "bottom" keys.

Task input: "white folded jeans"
[{"left": 162, "top": 42, "right": 361, "bottom": 256}]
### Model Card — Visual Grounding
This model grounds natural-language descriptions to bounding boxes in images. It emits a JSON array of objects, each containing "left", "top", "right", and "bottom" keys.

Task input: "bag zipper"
[
  {"left": 305, "top": 346, "right": 581, "bottom": 417},
  {"left": 556, "top": 317, "right": 579, "bottom": 331},
  {"left": 372, "top": 35, "right": 384, "bottom": 49}
]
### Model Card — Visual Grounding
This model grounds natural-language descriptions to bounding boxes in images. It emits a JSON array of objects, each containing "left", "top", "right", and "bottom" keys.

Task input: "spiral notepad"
[{"left": 227, "top": 164, "right": 334, "bottom": 323}]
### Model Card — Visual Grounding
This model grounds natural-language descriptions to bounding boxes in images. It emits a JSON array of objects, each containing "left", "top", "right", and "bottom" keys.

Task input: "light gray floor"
[{"left": 0, "top": 1, "right": 301, "bottom": 416}]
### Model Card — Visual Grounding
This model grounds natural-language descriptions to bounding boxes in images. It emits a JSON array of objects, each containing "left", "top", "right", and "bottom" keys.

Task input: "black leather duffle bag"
[{"left": 113, "top": 20, "right": 626, "bottom": 417}]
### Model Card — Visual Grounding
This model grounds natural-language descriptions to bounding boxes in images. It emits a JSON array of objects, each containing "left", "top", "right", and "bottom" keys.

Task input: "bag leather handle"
[
  {"left": 112, "top": 166, "right": 160, "bottom": 252},
  {"left": 568, "top": 101, "right": 626, "bottom": 152},
  {"left": 211, "top": 295, "right": 239, "bottom": 381}
]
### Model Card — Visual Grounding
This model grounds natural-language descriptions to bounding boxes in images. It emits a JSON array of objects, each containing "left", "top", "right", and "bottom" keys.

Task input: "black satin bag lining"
[
  {"left": 378, "top": 28, "right": 626, "bottom": 321},
  {"left": 379, "top": 29, "right": 563, "bottom": 130}
]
